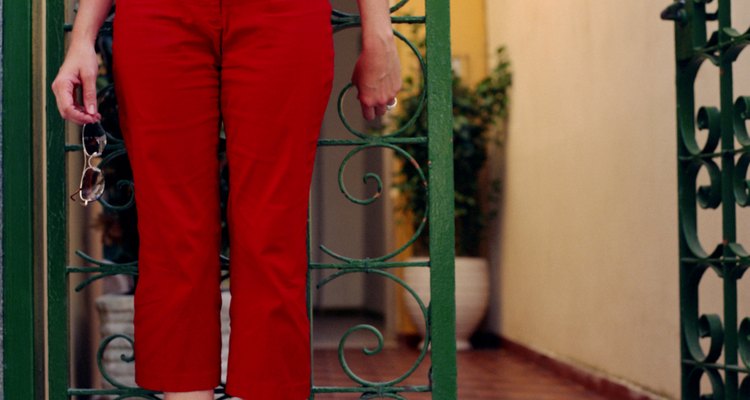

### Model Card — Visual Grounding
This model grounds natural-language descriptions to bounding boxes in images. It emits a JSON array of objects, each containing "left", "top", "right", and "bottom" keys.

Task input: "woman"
[{"left": 51, "top": 0, "right": 401, "bottom": 399}]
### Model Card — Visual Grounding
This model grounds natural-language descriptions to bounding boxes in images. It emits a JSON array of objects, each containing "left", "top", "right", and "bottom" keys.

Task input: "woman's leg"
[
  {"left": 164, "top": 391, "right": 214, "bottom": 400},
  {"left": 219, "top": 0, "right": 334, "bottom": 398},
  {"left": 113, "top": 0, "right": 224, "bottom": 394}
]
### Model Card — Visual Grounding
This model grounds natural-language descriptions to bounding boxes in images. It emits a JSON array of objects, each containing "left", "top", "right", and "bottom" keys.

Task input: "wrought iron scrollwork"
[
  {"left": 684, "top": 366, "right": 725, "bottom": 400},
  {"left": 681, "top": 263, "right": 724, "bottom": 364},
  {"left": 67, "top": 250, "right": 138, "bottom": 292},
  {"left": 739, "top": 317, "right": 750, "bottom": 369},
  {"left": 61, "top": 0, "right": 443, "bottom": 398},
  {"left": 734, "top": 96, "right": 750, "bottom": 147},
  {"left": 666, "top": 0, "right": 750, "bottom": 397},
  {"left": 318, "top": 269, "right": 430, "bottom": 388},
  {"left": 310, "top": 1, "right": 440, "bottom": 397},
  {"left": 66, "top": 334, "right": 163, "bottom": 399},
  {"left": 318, "top": 143, "right": 428, "bottom": 264},
  {"left": 331, "top": 0, "right": 423, "bottom": 33},
  {"left": 96, "top": 334, "right": 137, "bottom": 390}
]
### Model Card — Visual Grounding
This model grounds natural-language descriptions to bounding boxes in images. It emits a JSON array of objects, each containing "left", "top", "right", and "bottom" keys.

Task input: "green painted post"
[
  {"left": 2, "top": 0, "right": 38, "bottom": 398},
  {"left": 425, "top": 0, "right": 457, "bottom": 398},
  {"left": 46, "top": 0, "right": 70, "bottom": 398}
]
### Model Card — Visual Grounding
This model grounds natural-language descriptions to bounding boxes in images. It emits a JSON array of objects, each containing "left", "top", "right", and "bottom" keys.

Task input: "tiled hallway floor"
[{"left": 312, "top": 347, "right": 608, "bottom": 400}]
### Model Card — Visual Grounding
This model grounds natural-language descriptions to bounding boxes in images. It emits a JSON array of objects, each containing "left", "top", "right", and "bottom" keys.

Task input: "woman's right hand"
[{"left": 51, "top": 41, "right": 102, "bottom": 125}]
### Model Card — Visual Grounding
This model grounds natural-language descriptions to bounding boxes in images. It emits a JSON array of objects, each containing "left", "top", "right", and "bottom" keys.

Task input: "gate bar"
[
  {"left": 424, "top": 0, "right": 457, "bottom": 398},
  {"left": 45, "top": 0, "right": 70, "bottom": 397},
  {"left": 2, "top": 0, "right": 38, "bottom": 398}
]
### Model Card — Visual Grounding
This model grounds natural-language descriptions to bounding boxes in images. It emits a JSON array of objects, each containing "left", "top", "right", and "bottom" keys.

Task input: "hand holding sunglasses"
[{"left": 70, "top": 121, "right": 107, "bottom": 206}]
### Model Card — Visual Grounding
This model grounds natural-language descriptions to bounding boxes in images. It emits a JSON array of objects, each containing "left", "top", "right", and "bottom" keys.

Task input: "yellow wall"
[
  {"left": 485, "top": 2, "right": 750, "bottom": 398},
  {"left": 394, "top": 0, "right": 487, "bottom": 84},
  {"left": 449, "top": 0, "right": 487, "bottom": 86}
]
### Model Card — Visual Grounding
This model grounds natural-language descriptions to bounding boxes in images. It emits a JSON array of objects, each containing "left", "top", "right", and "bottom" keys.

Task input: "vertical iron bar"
[
  {"left": 46, "top": 0, "right": 70, "bottom": 397},
  {"left": 676, "top": 66, "right": 692, "bottom": 398},
  {"left": 2, "top": 0, "right": 38, "bottom": 398},
  {"left": 671, "top": 1, "right": 694, "bottom": 392},
  {"left": 307, "top": 188, "right": 314, "bottom": 400},
  {"left": 424, "top": 0, "right": 456, "bottom": 398},
  {"left": 718, "top": 1, "right": 738, "bottom": 398}
]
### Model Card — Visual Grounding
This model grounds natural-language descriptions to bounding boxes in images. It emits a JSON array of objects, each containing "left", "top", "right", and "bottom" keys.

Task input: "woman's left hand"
[{"left": 351, "top": 32, "right": 402, "bottom": 121}]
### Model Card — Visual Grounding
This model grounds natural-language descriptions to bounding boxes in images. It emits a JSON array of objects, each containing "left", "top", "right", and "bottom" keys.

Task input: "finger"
[
  {"left": 67, "top": 106, "right": 98, "bottom": 125},
  {"left": 67, "top": 101, "right": 99, "bottom": 124},
  {"left": 72, "top": 103, "right": 100, "bottom": 119},
  {"left": 81, "top": 68, "right": 98, "bottom": 115},
  {"left": 374, "top": 104, "right": 386, "bottom": 117},
  {"left": 55, "top": 78, "right": 79, "bottom": 115},
  {"left": 52, "top": 89, "right": 67, "bottom": 119},
  {"left": 361, "top": 103, "right": 375, "bottom": 121},
  {"left": 80, "top": 106, "right": 102, "bottom": 121},
  {"left": 54, "top": 80, "right": 86, "bottom": 124}
]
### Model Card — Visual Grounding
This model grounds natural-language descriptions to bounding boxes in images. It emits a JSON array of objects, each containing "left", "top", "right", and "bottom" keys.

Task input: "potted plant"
[{"left": 390, "top": 42, "right": 511, "bottom": 350}]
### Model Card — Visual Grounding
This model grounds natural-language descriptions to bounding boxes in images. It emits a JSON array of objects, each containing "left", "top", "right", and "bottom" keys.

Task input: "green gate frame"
[
  {"left": 663, "top": 0, "right": 750, "bottom": 398},
  {"left": 2, "top": 0, "right": 40, "bottom": 399},
  {"left": 0, "top": 0, "right": 457, "bottom": 398}
]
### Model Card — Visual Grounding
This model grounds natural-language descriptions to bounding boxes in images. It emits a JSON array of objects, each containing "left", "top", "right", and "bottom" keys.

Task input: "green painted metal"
[
  {"left": 424, "top": 0, "right": 457, "bottom": 396},
  {"left": 46, "top": 0, "right": 70, "bottom": 398},
  {"left": 48, "top": 0, "right": 456, "bottom": 398},
  {"left": 2, "top": 0, "right": 39, "bottom": 398},
  {"left": 663, "top": 0, "right": 750, "bottom": 398}
]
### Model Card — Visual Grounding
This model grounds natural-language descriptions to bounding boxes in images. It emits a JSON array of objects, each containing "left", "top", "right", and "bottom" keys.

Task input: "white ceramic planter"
[
  {"left": 403, "top": 256, "right": 490, "bottom": 351},
  {"left": 95, "top": 290, "right": 232, "bottom": 397}
]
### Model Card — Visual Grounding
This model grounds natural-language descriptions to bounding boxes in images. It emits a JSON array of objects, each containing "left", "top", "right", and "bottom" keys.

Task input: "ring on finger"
[{"left": 385, "top": 97, "right": 398, "bottom": 111}]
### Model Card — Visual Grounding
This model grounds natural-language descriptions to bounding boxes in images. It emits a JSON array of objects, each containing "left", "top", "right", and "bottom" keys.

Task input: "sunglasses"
[{"left": 70, "top": 121, "right": 107, "bottom": 206}]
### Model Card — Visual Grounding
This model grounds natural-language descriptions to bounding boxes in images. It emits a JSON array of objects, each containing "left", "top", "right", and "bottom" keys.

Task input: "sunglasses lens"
[
  {"left": 82, "top": 122, "right": 107, "bottom": 156},
  {"left": 81, "top": 168, "right": 105, "bottom": 201}
]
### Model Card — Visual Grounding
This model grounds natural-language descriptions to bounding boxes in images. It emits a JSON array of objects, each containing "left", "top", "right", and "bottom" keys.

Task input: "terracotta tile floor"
[{"left": 312, "top": 347, "right": 608, "bottom": 400}]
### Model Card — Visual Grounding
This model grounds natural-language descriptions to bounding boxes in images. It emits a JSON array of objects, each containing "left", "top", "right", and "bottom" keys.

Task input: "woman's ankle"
[{"left": 163, "top": 389, "right": 214, "bottom": 400}]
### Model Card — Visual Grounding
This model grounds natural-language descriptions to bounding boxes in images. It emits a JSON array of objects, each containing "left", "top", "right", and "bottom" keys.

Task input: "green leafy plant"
[{"left": 390, "top": 42, "right": 512, "bottom": 257}]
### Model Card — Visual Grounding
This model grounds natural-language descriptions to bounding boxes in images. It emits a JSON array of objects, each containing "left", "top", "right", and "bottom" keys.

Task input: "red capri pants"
[{"left": 112, "top": 0, "right": 334, "bottom": 398}]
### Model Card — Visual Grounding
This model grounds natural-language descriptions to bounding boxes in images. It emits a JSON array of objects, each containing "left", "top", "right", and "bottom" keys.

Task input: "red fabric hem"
[{"left": 135, "top": 369, "right": 221, "bottom": 393}]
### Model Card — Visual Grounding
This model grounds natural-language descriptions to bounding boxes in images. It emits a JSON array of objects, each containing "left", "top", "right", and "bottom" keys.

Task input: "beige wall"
[{"left": 485, "top": 2, "right": 750, "bottom": 398}]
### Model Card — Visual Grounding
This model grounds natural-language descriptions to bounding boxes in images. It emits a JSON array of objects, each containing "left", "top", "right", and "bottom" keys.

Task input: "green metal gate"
[
  {"left": 663, "top": 0, "right": 750, "bottom": 398},
  {"left": 33, "top": 0, "right": 456, "bottom": 398}
]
